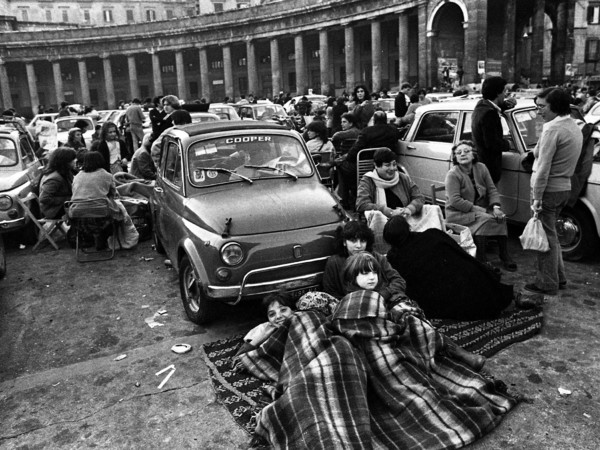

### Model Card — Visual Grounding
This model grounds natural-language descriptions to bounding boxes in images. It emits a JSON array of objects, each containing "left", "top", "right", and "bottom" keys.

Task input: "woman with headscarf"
[{"left": 383, "top": 215, "right": 514, "bottom": 320}]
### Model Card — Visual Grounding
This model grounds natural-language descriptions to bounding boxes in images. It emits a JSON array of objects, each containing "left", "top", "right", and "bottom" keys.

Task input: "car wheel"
[
  {"left": 153, "top": 228, "right": 166, "bottom": 255},
  {"left": 179, "top": 255, "right": 212, "bottom": 324},
  {"left": 557, "top": 205, "right": 599, "bottom": 261},
  {"left": 0, "top": 235, "right": 6, "bottom": 280}
]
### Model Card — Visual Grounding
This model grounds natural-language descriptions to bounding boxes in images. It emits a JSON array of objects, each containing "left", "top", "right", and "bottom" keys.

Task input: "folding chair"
[
  {"left": 356, "top": 147, "right": 388, "bottom": 187},
  {"left": 15, "top": 192, "right": 67, "bottom": 252},
  {"left": 65, "top": 199, "right": 118, "bottom": 262},
  {"left": 430, "top": 184, "right": 446, "bottom": 217},
  {"left": 311, "top": 150, "right": 334, "bottom": 188}
]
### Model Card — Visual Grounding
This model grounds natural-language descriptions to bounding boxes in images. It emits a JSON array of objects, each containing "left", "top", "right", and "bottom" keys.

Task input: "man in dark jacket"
[
  {"left": 471, "top": 76, "right": 516, "bottom": 183},
  {"left": 394, "top": 83, "right": 412, "bottom": 120}
]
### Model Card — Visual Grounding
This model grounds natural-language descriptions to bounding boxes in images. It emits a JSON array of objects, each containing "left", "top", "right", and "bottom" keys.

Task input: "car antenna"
[{"left": 221, "top": 217, "right": 232, "bottom": 238}]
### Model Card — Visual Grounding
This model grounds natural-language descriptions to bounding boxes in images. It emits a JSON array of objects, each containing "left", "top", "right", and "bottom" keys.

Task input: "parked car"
[
  {"left": 26, "top": 113, "right": 58, "bottom": 138},
  {"left": 283, "top": 95, "right": 328, "bottom": 114},
  {"left": 237, "top": 103, "right": 295, "bottom": 130},
  {"left": 150, "top": 121, "right": 347, "bottom": 323},
  {"left": 55, "top": 116, "right": 96, "bottom": 150},
  {"left": 398, "top": 98, "right": 600, "bottom": 260},
  {"left": 190, "top": 112, "right": 221, "bottom": 123},
  {"left": 208, "top": 103, "right": 241, "bottom": 120},
  {"left": 0, "top": 116, "right": 45, "bottom": 278},
  {"left": 585, "top": 101, "right": 600, "bottom": 125}
]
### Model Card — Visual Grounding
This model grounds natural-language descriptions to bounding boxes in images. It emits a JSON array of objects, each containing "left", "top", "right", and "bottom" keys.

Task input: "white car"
[
  {"left": 26, "top": 113, "right": 58, "bottom": 138},
  {"left": 283, "top": 95, "right": 328, "bottom": 114},
  {"left": 208, "top": 104, "right": 240, "bottom": 121},
  {"left": 55, "top": 116, "right": 96, "bottom": 150},
  {"left": 398, "top": 98, "right": 600, "bottom": 260},
  {"left": 585, "top": 101, "right": 600, "bottom": 125},
  {"left": 190, "top": 112, "right": 221, "bottom": 123}
]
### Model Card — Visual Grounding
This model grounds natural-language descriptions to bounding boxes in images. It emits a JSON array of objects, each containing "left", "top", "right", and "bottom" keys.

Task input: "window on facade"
[
  {"left": 45, "top": 10, "right": 52, "bottom": 21},
  {"left": 213, "top": 3, "right": 224, "bottom": 13},
  {"left": 588, "top": 5, "right": 600, "bottom": 24},
  {"left": 238, "top": 58, "right": 247, "bottom": 67},
  {"left": 211, "top": 61, "right": 223, "bottom": 69},
  {"left": 62, "top": 10, "right": 68, "bottom": 22},
  {"left": 83, "top": 10, "right": 90, "bottom": 22},
  {"left": 186, "top": 8, "right": 196, "bottom": 17},
  {"left": 146, "top": 10, "right": 156, "bottom": 21},
  {"left": 161, "top": 65, "right": 175, "bottom": 73},
  {"left": 311, "top": 50, "right": 319, "bottom": 59},
  {"left": 166, "top": 10, "right": 174, "bottom": 19},
  {"left": 103, "top": 10, "right": 113, "bottom": 23},
  {"left": 20, "top": 9, "right": 28, "bottom": 21},
  {"left": 586, "top": 39, "right": 600, "bottom": 62},
  {"left": 126, "top": 10, "right": 134, "bottom": 22}
]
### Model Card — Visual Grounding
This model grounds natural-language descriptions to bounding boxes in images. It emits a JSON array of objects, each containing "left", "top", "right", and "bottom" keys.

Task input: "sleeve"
[
  {"left": 404, "top": 176, "right": 425, "bottom": 214},
  {"left": 39, "top": 178, "right": 70, "bottom": 208},
  {"left": 532, "top": 127, "right": 558, "bottom": 200},
  {"left": 322, "top": 257, "right": 346, "bottom": 300},
  {"left": 355, "top": 176, "right": 382, "bottom": 214},
  {"left": 395, "top": 95, "right": 407, "bottom": 118},
  {"left": 445, "top": 169, "right": 474, "bottom": 212},
  {"left": 376, "top": 253, "right": 407, "bottom": 302},
  {"left": 137, "top": 152, "right": 156, "bottom": 180}
]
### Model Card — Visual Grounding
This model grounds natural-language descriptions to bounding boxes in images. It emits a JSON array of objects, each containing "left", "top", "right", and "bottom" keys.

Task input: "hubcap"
[
  {"left": 556, "top": 217, "right": 580, "bottom": 251},
  {"left": 183, "top": 266, "right": 200, "bottom": 313}
]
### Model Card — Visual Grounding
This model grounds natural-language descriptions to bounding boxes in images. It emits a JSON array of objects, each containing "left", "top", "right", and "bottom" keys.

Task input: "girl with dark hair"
[
  {"left": 352, "top": 84, "right": 375, "bottom": 129},
  {"left": 64, "top": 127, "right": 87, "bottom": 169},
  {"left": 322, "top": 220, "right": 405, "bottom": 300},
  {"left": 305, "top": 120, "right": 334, "bottom": 153},
  {"left": 39, "top": 147, "right": 77, "bottom": 219},
  {"left": 94, "top": 122, "right": 128, "bottom": 174},
  {"left": 444, "top": 140, "right": 517, "bottom": 270}
]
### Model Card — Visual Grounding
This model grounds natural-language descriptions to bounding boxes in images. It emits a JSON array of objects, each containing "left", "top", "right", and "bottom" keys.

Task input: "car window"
[
  {"left": 414, "top": 111, "right": 458, "bottom": 143},
  {"left": 0, "top": 138, "right": 17, "bottom": 166},
  {"left": 460, "top": 112, "right": 510, "bottom": 143},
  {"left": 19, "top": 136, "right": 35, "bottom": 163},
  {"left": 163, "top": 141, "right": 182, "bottom": 187},
  {"left": 512, "top": 109, "right": 543, "bottom": 149},
  {"left": 188, "top": 134, "right": 312, "bottom": 187}
]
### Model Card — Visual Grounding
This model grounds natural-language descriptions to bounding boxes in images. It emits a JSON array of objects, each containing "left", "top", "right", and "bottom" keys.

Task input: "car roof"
[
  {"left": 416, "top": 98, "right": 536, "bottom": 113},
  {"left": 173, "top": 120, "right": 288, "bottom": 137}
]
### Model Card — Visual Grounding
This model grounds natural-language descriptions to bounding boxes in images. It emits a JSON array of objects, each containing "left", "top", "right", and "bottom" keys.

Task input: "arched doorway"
[{"left": 428, "top": 1, "right": 466, "bottom": 88}]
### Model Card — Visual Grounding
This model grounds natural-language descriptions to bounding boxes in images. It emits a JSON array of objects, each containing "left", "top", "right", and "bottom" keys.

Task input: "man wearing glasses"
[
  {"left": 525, "top": 88, "right": 583, "bottom": 295},
  {"left": 471, "top": 76, "right": 517, "bottom": 183}
]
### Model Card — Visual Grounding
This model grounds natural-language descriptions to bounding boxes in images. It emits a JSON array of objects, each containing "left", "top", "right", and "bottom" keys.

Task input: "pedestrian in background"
[
  {"left": 352, "top": 85, "right": 375, "bottom": 129},
  {"left": 394, "top": 83, "right": 411, "bottom": 121},
  {"left": 125, "top": 98, "right": 145, "bottom": 153},
  {"left": 525, "top": 88, "right": 583, "bottom": 295}
]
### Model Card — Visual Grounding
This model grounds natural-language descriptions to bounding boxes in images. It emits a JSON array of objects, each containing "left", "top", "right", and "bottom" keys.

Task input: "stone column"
[
  {"left": 222, "top": 45, "right": 234, "bottom": 100},
  {"left": 78, "top": 59, "right": 91, "bottom": 107},
  {"left": 0, "top": 59, "right": 12, "bottom": 111},
  {"left": 127, "top": 55, "right": 139, "bottom": 101},
  {"left": 502, "top": 0, "right": 516, "bottom": 82},
  {"left": 150, "top": 52, "right": 162, "bottom": 97},
  {"left": 25, "top": 63, "right": 39, "bottom": 113},
  {"left": 398, "top": 13, "right": 409, "bottom": 84},
  {"left": 175, "top": 50, "right": 186, "bottom": 100},
  {"left": 344, "top": 25, "right": 355, "bottom": 92},
  {"left": 418, "top": 4, "right": 428, "bottom": 87},
  {"left": 198, "top": 46, "right": 210, "bottom": 101},
  {"left": 246, "top": 40, "right": 258, "bottom": 96},
  {"left": 270, "top": 38, "right": 281, "bottom": 98},
  {"left": 463, "top": 1, "right": 487, "bottom": 84},
  {"left": 294, "top": 34, "right": 306, "bottom": 95},
  {"left": 319, "top": 29, "right": 330, "bottom": 96},
  {"left": 102, "top": 54, "right": 116, "bottom": 109},
  {"left": 371, "top": 20, "right": 382, "bottom": 93},
  {"left": 52, "top": 60, "right": 63, "bottom": 107},
  {"left": 530, "top": 0, "right": 545, "bottom": 84}
]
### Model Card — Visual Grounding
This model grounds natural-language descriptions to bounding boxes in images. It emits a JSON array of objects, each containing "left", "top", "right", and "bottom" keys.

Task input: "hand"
[
  {"left": 531, "top": 199, "right": 542, "bottom": 213},
  {"left": 121, "top": 158, "right": 128, "bottom": 165},
  {"left": 492, "top": 206, "right": 504, "bottom": 218},
  {"left": 504, "top": 96, "right": 517, "bottom": 109}
]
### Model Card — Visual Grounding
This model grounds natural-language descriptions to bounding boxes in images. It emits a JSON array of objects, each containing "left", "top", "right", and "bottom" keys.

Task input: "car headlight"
[
  {"left": 0, "top": 195, "right": 13, "bottom": 211},
  {"left": 221, "top": 242, "right": 244, "bottom": 266}
]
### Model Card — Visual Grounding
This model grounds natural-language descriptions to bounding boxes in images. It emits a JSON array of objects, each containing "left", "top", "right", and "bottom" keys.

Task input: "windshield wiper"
[
  {"left": 242, "top": 164, "right": 298, "bottom": 180},
  {"left": 194, "top": 167, "right": 253, "bottom": 184}
]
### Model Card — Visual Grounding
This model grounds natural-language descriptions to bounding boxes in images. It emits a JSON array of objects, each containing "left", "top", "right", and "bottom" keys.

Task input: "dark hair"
[
  {"left": 409, "top": 93, "right": 419, "bottom": 103},
  {"left": 372, "top": 110, "right": 387, "bottom": 125},
  {"left": 153, "top": 96, "right": 164, "bottom": 107},
  {"left": 383, "top": 215, "right": 411, "bottom": 247},
  {"left": 44, "top": 147, "right": 76, "bottom": 179},
  {"left": 73, "top": 119, "right": 89, "bottom": 131},
  {"left": 261, "top": 290, "right": 296, "bottom": 310},
  {"left": 100, "top": 122, "right": 120, "bottom": 141},
  {"left": 451, "top": 140, "right": 479, "bottom": 165},
  {"left": 417, "top": 89, "right": 427, "bottom": 97},
  {"left": 353, "top": 85, "right": 371, "bottom": 102},
  {"left": 342, "top": 251, "right": 381, "bottom": 285},
  {"left": 536, "top": 87, "right": 572, "bottom": 116},
  {"left": 306, "top": 120, "right": 328, "bottom": 142},
  {"left": 171, "top": 109, "right": 192, "bottom": 125},
  {"left": 334, "top": 221, "right": 374, "bottom": 256},
  {"left": 340, "top": 112, "right": 357, "bottom": 127},
  {"left": 131, "top": 98, "right": 141, "bottom": 104},
  {"left": 481, "top": 76, "right": 508, "bottom": 101},
  {"left": 400, "top": 82, "right": 411, "bottom": 90},
  {"left": 373, "top": 148, "right": 397, "bottom": 166},
  {"left": 82, "top": 151, "right": 106, "bottom": 172},
  {"left": 336, "top": 96, "right": 346, "bottom": 105},
  {"left": 326, "top": 97, "right": 335, "bottom": 107}
]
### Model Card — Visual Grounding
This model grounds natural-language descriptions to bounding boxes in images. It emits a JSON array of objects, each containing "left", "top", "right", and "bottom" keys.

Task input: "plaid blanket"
[{"left": 238, "top": 291, "right": 518, "bottom": 449}]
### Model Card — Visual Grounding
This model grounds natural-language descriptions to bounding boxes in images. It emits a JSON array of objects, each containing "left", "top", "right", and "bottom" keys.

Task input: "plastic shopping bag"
[{"left": 519, "top": 213, "right": 549, "bottom": 252}]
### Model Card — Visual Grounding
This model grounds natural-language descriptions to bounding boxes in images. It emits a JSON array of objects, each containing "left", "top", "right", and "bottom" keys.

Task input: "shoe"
[
  {"left": 515, "top": 292, "right": 543, "bottom": 309},
  {"left": 559, "top": 281, "right": 567, "bottom": 290},
  {"left": 502, "top": 260, "right": 518, "bottom": 272},
  {"left": 524, "top": 283, "right": 557, "bottom": 296}
]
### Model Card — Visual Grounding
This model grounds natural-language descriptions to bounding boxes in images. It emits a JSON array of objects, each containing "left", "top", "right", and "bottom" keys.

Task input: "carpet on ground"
[{"left": 200, "top": 306, "right": 543, "bottom": 435}]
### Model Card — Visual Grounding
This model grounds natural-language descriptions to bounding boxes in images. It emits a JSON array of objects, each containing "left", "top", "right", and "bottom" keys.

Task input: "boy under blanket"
[{"left": 238, "top": 290, "right": 519, "bottom": 449}]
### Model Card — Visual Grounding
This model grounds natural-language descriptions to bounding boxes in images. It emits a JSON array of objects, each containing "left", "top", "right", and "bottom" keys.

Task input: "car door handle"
[
  {"left": 154, "top": 187, "right": 164, "bottom": 193},
  {"left": 406, "top": 145, "right": 416, "bottom": 150}
]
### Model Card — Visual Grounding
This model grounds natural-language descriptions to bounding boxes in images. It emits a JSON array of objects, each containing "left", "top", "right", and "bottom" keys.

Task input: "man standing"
[
  {"left": 125, "top": 98, "right": 145, "bottom": 153},
  {"left": 394, "top": 83, "right": 411, "bottom": 121},
  {"left": 471, "top": 76, "right": 516, "bottom": 183},
  {"left": 525, "top": 88, "right": 582, "bottom": 295}
]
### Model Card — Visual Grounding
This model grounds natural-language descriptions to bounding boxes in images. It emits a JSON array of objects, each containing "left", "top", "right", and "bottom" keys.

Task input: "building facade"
[{"left": 0, "top": 0, "right": 598, "bottom": 116}]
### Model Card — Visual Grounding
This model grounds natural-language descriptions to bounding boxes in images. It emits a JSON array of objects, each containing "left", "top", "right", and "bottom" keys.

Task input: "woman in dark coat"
[
  {"left": 39, "top": 148, "right": 77, "bottom": 219},
  {"left": 383, "top": 215, "right": 513, "bottom": 320}
]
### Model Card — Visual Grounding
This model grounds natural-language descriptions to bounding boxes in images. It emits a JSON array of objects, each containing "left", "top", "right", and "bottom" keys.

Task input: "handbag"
[{"left": 519, "top": 212, "right": 550, "bottom": 252}]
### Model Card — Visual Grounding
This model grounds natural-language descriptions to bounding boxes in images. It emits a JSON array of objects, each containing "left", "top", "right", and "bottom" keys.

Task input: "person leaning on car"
[{"left": 471, "top": 76, "right": 517, "bottom": 183}]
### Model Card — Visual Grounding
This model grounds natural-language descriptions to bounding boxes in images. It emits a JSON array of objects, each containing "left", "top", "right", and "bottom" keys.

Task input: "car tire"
[
  {"left": 558, "top": 205, "right": 599, "bottom": 261},
  {"left": 179, "top": 255, "right": 212, "bottom": 324},
  {"left": 0, "top": 235, "right": 6, "bottom": 280},
  {"left": 153, "top": 228, "right": 166, "bottom": 255}
]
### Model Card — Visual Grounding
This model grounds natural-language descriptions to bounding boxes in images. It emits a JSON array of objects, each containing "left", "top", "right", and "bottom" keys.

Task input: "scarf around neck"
[{"left": 365, "top": 170, "right": 400, "bottom": 206}]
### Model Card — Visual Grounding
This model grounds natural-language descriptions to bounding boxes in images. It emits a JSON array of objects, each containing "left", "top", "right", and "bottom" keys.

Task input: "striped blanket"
[{"left": 238, "top": 291, "right": 518, "bottom": 449}]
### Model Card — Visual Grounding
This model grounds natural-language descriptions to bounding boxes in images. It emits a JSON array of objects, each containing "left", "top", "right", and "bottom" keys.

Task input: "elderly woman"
[
  {"left": 352, "top": 84, "right": 375, "bottom": 129},
  {"left": 445, "top": 140, "right": 517, "bottom": 270},
  {"left": 39, "top": 148, "right": 77, "bottom": 219},
  {"left": 94, "top": 122, "right": 128, "bottom": 174},
  {"left": 305, "top": 120, "right": 334, "bottom": 153}
]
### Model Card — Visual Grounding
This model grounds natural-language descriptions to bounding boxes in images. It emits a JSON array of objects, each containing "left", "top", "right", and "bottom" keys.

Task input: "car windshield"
[
  {"left": 0, "top": 138, "right": 18, "bottom": 166},
  {"left": 376, "top": 99, "right": 395, "bottom": 112},
  {"left": 188, "top": 134, "right": 312, "bottom": 187},
  {"left": 512, "top": 108, "right": 544, "bottom": 149},
  {"left": 57, "top": 118, "right": 90, "bottom": 132},
  {"left": 256, "top": 105, "right": 287, "bottom": 120}
]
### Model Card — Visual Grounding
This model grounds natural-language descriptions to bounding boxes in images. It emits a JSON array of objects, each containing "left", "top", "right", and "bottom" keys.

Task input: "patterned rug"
[{"left": 200, "top": 306, "right": 544, "bottom": 435}]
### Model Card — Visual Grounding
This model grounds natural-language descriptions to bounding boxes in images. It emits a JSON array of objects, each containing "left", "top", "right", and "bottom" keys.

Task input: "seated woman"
[
  {"left": 445, "top": 140, "right": 517, "bottom": 271},
  {"left": 130, "top": 134, "right": 157, "bottom": 181},
  {"left": 64, "top": 127, "right": 87, "bottom": 169},
  {"left": 331, "top": 112, "right": 360, "bottom": 153},
  {"left": 383, "top": 215, "right": 514, "bottom": 320},
  {"left": 322, "top": 220, "right": 406, "bottom": 302},
  {"left": 305, "top": 120, "right": 335, "bottom": 153},
  {"left": 71, "top": 152, "right": 139, "bottom": 250},
  {"left": 39, "top": 148, "right": 77, "bottom": 220}
]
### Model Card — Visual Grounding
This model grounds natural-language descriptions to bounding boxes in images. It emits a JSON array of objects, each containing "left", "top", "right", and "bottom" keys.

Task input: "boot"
[
  {"left": 446, "top": 341, "right": 486, "bottom": 372},
  {"left": 473, "top": 236, "right": 487, "bottom": 263},
  {"left": 497, "top": 235, "right": 517, "bottom": 271}
]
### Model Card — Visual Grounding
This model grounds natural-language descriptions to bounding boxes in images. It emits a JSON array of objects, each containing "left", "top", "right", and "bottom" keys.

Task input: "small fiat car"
[{"left": 150, "top": 121, "right": 347, "bottom": 323}]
